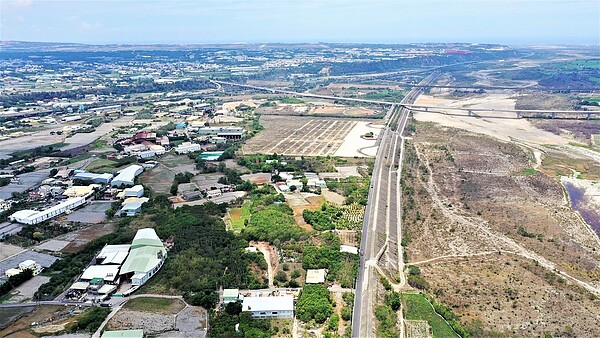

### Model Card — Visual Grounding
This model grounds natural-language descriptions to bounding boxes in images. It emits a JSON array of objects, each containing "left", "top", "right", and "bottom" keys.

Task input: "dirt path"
[
  {"left": 415, "top": 145, "right": 600, "bottom": 296},
  {"left": 251, "top": 242, "right": 278, "bottom": 288}
]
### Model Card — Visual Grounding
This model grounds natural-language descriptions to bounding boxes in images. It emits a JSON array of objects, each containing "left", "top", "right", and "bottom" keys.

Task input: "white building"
[
  {"left": 123, "top": 185, "right": 144, "bottom": 198},
  {"left": 242, "top": 296, "right": 294, "bottom": 319},
  {"left": 80, "top": 265, "right": 121, "bottom": 283},
  {"left": 73, "top": 172, "right": 113, "bottom": 184},
  {"left": 305, "top": 269, "right": 327, "bottom": 284},
  {"left": 119, "top": 197, "right": 149, "bottom": 216},
  {"left": 175, "top": 142, "right": 202, "bottom": 154},
  {"left": 95, "top": 244, "right": 131, "bottom": 265},
  {"left": 111, "top": 165, "right": 144, "bottom": 187},
  {"left": 9, "top": 197, "right": 86, "bottom": 225}
]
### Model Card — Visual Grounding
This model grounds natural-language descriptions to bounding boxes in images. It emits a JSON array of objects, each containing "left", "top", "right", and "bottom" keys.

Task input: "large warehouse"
[
  {"left": 111, "top": 165, "right": 144, "bottom": 187},
  {"left": 9, "top": 197, "right": 86, "bottom": 225},
  {"left": 120, "top": 228, "right": 167, "bottom": 286}
]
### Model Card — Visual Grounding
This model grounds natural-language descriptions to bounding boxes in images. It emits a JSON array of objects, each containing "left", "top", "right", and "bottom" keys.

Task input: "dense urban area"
[{"left": 0, "top": 41, "right": 599, "bottom": 338}]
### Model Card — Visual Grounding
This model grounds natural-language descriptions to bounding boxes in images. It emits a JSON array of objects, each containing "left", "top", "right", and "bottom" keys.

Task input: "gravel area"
[
  {"left": 66, "top": 201, "right": 111, "bottom": 224},
  {"left": 9, "top": 275, "right": 51, "bottom": 302},
  {"left": 36, "top": 240, "right": 71, "bottom": 252},
  {"left": 108, "top": 308, "right": 175, "bottom": 334}
]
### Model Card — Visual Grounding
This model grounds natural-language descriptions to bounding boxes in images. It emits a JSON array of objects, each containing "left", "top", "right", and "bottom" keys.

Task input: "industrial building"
[
  {"left": 111, "top": 165, "right": 144, "bottom": 187},
  {"left": 119, "top": 197, "right": 149, "bottom": 216},
  {"left": 223, "top": 288, "right": 242, "bottom": 304},
  {"left": 196, "top": 126, "right": 244, "bottom": 140},
  {"left": 94, "top": 244, "right": 131, "bottom": 265},
  {"left": 9, "top": 197, "right": 86, "bottom": 225},
  {"left": 122, "top": 185, "right": 144, "bottom": 198},
  {"left": 120, "top": 228, "right": 167, "bottom": 286},
  {"left": 242, "top": 296, "right": 294, "bottom": 319},
  {"left": 63, "top": 184, "right": 99, "bottom": 198},
  {"left": 175, "top": 142, "right": 202, "bottom": 154},
  {"left": 73, "top": 171, "right": 114, "bottom": 185}
]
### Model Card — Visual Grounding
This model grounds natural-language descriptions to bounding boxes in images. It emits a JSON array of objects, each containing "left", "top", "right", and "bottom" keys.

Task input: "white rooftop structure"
[
  {"left": 340, "top": 245, "right": 359, "bottom": 255},
  {"left": 175, "top": 142, "right": 202, "bottom": 154},
  {"left": 96, "top": 244, "right": 131, "bottom": 265},
  {"left": 81, "top": 265, "right": 120, "bottom": 283},
  {"left": 9, "top": 197, "right": 86, "bottom": 225},
  {"left": 242, "top": 296, "right": 294, "bottom": 319},
  {"left": 111, "top": 165, "right": 143, "bottom": 187},
  {"left": 123, "top": 185, "right": 144, "bottom": 198},
  {"left": 305, "top": 269, "right": 327, "bottom": 284}
]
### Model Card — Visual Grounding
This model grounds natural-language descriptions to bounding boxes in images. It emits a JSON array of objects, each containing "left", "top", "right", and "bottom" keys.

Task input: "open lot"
[
  {"left": 65, "top": 201, "right": 111, "bottom": 224},
  {"left": 0, "top": 242, "right": 24, "bottom": 260},
  {"left": 108, "top": 297, "right": 206, "bottom": 337},
  {"left": 58, "top": 222, "right": 116, "bottom": 252},
  {"left": 244, "top": 115, "right": 381, "bottom": 157},
  {"left": 413, "top": 94, "right": 569, "bottom": 144}
]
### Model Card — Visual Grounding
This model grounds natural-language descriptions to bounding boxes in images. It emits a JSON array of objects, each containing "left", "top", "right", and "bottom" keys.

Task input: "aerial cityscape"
[{"left": 0, "top": 1, "right": 599, "bottom": 338}]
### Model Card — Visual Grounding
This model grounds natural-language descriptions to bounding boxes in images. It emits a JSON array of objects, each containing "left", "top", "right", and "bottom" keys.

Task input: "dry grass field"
[{"left": 401, "top": 122, "right": 600, "bottom": 337}]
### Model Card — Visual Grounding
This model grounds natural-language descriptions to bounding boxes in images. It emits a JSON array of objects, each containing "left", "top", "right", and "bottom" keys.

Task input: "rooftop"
[{"left": 242, "top": 296, "right": 294, "bottom": 312}]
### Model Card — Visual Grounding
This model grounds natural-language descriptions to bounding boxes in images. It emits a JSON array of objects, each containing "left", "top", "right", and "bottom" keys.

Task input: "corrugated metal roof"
[{"left": 242, "top": 296, "right": 294, "bottom": 312}]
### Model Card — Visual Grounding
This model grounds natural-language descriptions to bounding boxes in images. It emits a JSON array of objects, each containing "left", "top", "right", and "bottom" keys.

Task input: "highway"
[{"left": 351, "top": 73, "right": 437, "bottom": 338}]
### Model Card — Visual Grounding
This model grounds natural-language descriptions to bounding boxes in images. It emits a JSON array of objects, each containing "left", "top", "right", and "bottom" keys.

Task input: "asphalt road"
[{"left": 351, "top": 73, "right": 437, "bottom": 338}]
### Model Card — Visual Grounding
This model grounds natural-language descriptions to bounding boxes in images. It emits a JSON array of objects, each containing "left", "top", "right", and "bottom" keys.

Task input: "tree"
[{"left": 296, "top": 284, "right": 333, "bottom": 324}]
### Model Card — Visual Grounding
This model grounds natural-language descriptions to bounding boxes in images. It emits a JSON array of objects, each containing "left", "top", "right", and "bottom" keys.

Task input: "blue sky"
[{"left": 1, "top": 0, "right": 599, "bottom": 45}]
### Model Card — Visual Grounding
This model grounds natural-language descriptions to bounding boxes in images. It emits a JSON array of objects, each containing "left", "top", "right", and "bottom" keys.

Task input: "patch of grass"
[
  {"left": 230, "top": 201, "right": 251, "bottom": 230},
  {"left": 402, "top": 293, "right": 459, "bottom": 338},
  {"left": 593, "top": 134, "right": 600, "bottom": 146},
  {"left": 588, "top": 97, "right": 600, "bottom": 103},
  {"left": 86, "top": 158, "right": 118, "bottom": 172},
  {"left": 123, "top": 297, "right": 185, "bottom": 314},
  {"left": 278, "top": 97, "right": 304, "bottom": 104},
  {"left": 518, "top": 168, "right": 539, "bottom": 176}
]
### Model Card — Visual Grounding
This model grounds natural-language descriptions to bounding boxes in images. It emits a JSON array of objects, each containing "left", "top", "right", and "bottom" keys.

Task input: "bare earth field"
[
  {"left": 414, "top": 93, "right": 569, "bottom": 144},
  {"left": 401, "top": 122, "right": 600, "bottom": 336},
  {"left": 244, "top": 115, "right": 382, "bottom": 157}
]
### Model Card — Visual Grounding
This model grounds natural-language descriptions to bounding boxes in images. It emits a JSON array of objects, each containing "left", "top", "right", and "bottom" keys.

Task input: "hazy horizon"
[{"left": 1, "top": 0, "right": 599, "bottom": 45}]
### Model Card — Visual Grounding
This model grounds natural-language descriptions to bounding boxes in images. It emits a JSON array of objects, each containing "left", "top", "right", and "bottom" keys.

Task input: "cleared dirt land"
[
  {"left": 401, "top": 122, "right": 600, "bottom": 337},
  {"left": 244, "top": 115, "right": 382, "bottom": 157},
  {"left": 108, "top": 297, "right": 206, "bottom": 337},
  {"left": 414, "top": 93, "right": 570, "bottom": 144}
]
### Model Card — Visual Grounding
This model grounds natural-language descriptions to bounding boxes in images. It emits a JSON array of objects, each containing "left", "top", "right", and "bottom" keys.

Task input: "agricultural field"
[
  {"left": 402, "top": 293, "right": 459, "bottom": 338},
  {"left": 243, "top": 115, "right": 382, "bottom": 157}
]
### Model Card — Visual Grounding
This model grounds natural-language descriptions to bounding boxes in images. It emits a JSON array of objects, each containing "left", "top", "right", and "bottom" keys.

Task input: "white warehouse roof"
[
  {"left": 81, "top": 265, "right": 120, "bottom": 282},
  {"left": 9, "top": 197, "right": 86, "bottom": 225},
  {"left": 96, "top": 244, "right": 131, "bottom": 265},
  {"left": 111, "top": 165, "right": 143, "bottom": 187},
  {"left": 242, "top": 296, "right": 294, "bottom": 313}
]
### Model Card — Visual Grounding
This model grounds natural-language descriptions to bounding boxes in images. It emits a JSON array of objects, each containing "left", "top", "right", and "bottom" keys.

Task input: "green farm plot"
[
  {"left": 402, "top": 293, "right": 459, "bottom": 338},
  {"left": 86, "top": 158, "right": 118, "bottom": 172},
  {"left": 230, "top": 201, "right": 251, "bottom": 230},
  {"left": 593, "top": 135, "right": 600, "bottom": 146}
]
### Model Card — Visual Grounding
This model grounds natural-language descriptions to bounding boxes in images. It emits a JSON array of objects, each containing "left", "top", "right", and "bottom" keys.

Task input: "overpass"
[
  {"left": 404, "top": 104, "right": 600, "bottom": 119},
  {"left": 215, "top": 80, "right": 599, "bottom": 120}
]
